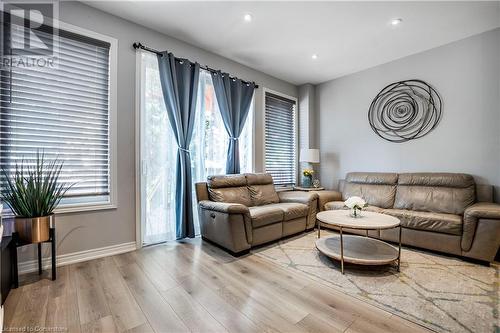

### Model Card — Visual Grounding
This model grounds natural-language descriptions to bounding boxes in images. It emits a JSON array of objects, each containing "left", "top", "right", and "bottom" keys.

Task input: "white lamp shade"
[{"left": 299, "top": 148, "right": 320, "bottom": 163}]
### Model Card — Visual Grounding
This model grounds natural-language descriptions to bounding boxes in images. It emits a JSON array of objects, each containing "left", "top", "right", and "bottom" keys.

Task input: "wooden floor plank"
[
  {"left": 94, "top": 257, "right": 147, "bottom": 332},
  {"left": 112, "top": 251, "right": 138, "bottom": 268},
  {"left": 133, "top": 247, "right": 179, "bottom": 292},
  {"left": 3, "top": 286, "right": 23, "bottom": 328},
  {"left": 124, "top": 322, "right": 155, "bottom": 333},
  {"left": 345, "top": 314, "right": 428, "bottom": 333},
  {"left": 296, "top": 313, "right": 344, "bottom": 333},
  {"left": 81, "top": 315, "right": 118, "bottom": 333},
  {"left": 4, "top": 237, "right": 431, "bottom": 333},
  {"left": 180, "top": 249, "right": 310, "bottom": 327},
  {"left": 117, "top": 262, "right": 190, "bottom": 333},
  {"left": 44, "top": 265, "right": 81, "bottom": 333},
  {"left": 171, "top": 247, "right": 304, "bottom": 333},
  {"left": 180, "top": 275, "right": 265, "bottom": 333},
  {"left": 7, "top": 280, "right": 49, "bottom": 330},
  {"left": 147, "top": 244, "right": 196, "bottom": 283},
  {"left": 161, "top": 286, "right": 228, "bottom": 333},
  {"left": 72, "top": 262, "right": 112, "bottom": 325},
  {"left": 178, "top": 242, "right": 354, "bottom": 331}
]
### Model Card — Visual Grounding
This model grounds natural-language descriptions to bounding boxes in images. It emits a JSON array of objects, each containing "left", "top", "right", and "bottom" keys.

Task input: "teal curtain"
[
  {"left": 157, "top": 52, "right": 199, "bottom": 239},
  {"left": 210, "top": 71, "right": 255, "bottom": 174}
]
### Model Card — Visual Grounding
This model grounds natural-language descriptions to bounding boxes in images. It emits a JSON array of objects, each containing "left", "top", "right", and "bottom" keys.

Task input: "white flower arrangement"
[{"left": 344, "top": 196, "right": 368, "bottom": 217}]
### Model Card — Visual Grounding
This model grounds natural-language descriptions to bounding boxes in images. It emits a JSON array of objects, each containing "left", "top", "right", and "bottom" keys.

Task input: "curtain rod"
[{"left": 133, "top": 42, "right": 259, "bottom": 88}]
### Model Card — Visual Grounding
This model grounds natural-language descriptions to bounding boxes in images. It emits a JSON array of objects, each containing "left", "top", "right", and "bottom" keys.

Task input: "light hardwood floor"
[{"left": 4, "top": 237, "right": 431, "bottom": 333}]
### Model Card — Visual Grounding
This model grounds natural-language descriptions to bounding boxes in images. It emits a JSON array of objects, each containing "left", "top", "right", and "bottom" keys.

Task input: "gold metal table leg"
[
  {"left": 340, "top": 226, "right": 344, "bottom": 274},
  {"left": 397, "top": 225, "right": 402, "bottom": 272}
]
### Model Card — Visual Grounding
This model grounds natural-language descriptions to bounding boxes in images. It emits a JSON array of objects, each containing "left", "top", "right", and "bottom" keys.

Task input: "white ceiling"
[{"left": 84, "top": 1, "right": 500, "bottom": 85}]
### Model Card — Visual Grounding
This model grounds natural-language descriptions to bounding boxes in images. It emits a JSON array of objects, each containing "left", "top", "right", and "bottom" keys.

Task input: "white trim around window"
[
  {"left": 54, "top": 21, "right": 118, "bottom": 214},
  {"left": 262, "top": 87, "right": 299, "bottom": 189}
]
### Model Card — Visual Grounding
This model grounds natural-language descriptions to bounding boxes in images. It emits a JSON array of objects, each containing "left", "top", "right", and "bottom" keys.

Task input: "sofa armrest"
[
  {"left": 198, "top": 200, "right": 252, "bottom": 253},
  {"left": 198, "top": 200, "right": 249, "bottom": 214},
  {"left": 278, "top": 191, "right": 319, "bottom": 229},
  {"left": 316, "top": 190, "right": 342, "bottom": 211},
  {"left": 278, "top": 191, "right": 319, "bottom": 204},
  {"left": 464, "top": 202, "right": 500, "bottom": 220},
  {"left": 462, "top": 202, "right": 500, "bottom": 253}
]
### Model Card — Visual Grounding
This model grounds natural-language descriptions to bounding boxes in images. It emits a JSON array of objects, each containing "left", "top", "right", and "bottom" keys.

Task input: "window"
[
  {"left": 191, "top": 70, "right": 253, "bottom": 179},
  {"left": 0, "top": 22, "right": 116, "bottom": 211},
  {"left": 139, "top": 51, "right": 254, "bottom": 245},
  {"left": 264, "top": 91, "right": 297, "bottom": 187},
  {"left": 191, "top": 70, "right": 254, "bottom": 235}
]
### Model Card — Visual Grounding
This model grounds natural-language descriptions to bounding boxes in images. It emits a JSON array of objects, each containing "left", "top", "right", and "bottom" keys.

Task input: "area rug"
[{"left": 252, "top": 230, "right": 499, "bottom": 333}]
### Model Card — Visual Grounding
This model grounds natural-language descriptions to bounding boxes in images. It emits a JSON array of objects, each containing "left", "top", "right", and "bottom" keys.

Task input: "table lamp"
[{"left": 299, "top": 148, "right": 320, "bottom": 187}]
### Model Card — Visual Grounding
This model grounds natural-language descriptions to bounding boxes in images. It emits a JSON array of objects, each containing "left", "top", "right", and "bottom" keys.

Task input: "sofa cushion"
[
  {"left": 394, "top": 173, "right": 475, "bottom": 215},
  {"left": 248, "top": 185, "right": 279, "bottom": 206},
  {"left": 248, "top": 206, "right": 283, "bottom": 228},
  {"left": 207, "top": 174, "right": 252, "bottom": 206},
  {"left": 324, "top": 201, "right": 384, "bottom": 213},
  {"left": 246, "top": 173, "right": 279, "bottom": 206},
  {"left": 383, "top": 209, "right": 462, "bottom": 235},
  {"left": 207, "top": 174, "right": 247, "bottom": 188},
  {"left": 266, "top": 202, "right": 308, "bottom": 221},
  {"left": 346, "top": 172, "right": 399, "bottom": 185},
  {"left": 246, "top": 173, "right": 274, "bottom": 185},
  {"left": 397, "top": 173, "right": 474, "bottom": 188},
  {"left": 208, "top": 187, "right": 252, "bottom": 207},
  {"left": 343, "top": 183, "right": 396, "bottom": 209},
  {"left": 342, "top": 172, "right": 398, "bottom": 209}
]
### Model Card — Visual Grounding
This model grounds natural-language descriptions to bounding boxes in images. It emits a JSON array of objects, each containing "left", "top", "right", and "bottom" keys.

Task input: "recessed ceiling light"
[
  {"left": 244, "top": 13, "right": 252, "bottom": 22},
  {"left": 312, "top": 54, "right": 318, "bottom": 60},
  {"left": 391, "top": 18, "right": 403, "bottom": 26}
]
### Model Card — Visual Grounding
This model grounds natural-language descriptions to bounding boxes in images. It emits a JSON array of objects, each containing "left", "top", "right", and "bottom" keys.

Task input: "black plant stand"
[{"left": 11, "top": 227, "right": 56, "bottom": 288}]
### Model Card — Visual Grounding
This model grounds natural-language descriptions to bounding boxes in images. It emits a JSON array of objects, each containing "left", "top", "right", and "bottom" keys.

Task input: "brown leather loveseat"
[
  {"left": 195, "top": 173, "right": 318, "bottom": 255},
  {"left": 323, "top": 172, "right": 500, "bottom": 262}
]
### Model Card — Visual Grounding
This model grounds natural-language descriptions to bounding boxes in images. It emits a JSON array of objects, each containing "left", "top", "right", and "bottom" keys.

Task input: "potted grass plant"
[{"left": 1, "top": 152, "right": 72, "bottom": 243}]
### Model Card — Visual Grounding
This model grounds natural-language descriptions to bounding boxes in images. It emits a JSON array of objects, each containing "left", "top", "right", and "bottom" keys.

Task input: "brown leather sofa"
[
  {"left": 323, "top": 172, "right": 500, "bottom": 262},
  {"left": 195, "top": 173, "right": 318, "bottom": 255}
]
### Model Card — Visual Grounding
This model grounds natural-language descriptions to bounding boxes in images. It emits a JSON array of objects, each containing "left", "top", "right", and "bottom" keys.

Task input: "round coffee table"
[{"left": 315, "top": 210, "right": 401, "bottom": 274}]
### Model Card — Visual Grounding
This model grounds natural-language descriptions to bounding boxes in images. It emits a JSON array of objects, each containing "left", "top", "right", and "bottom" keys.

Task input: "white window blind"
[
  {"left": 264, "top": 92, "right": 297, "bottom": 187},
  {"left": 0, "top": 25, "right": 111, "bottom": 199}
]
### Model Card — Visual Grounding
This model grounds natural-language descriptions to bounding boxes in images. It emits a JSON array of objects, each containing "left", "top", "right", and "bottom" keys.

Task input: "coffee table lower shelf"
[{"left": 316, "top": 235, "right": 399, "bottom": 269}]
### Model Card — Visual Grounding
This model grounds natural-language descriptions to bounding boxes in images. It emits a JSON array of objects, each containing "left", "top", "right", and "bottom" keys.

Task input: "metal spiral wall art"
[{"left": 368, "top": 80, "right": 443, "bottom": 143}]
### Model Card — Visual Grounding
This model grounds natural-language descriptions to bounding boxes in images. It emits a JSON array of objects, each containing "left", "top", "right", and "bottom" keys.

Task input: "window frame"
[
  {"left": 1, "top": 20, "right": 118, "bottom": 216},
  {"left": 262, "top": 87, "right": 298, "bottom": 190}
]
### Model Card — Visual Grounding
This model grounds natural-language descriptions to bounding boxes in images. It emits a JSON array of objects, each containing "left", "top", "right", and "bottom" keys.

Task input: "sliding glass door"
[{"left": 139, "top": 51, "right": 254, "bottom": 245}]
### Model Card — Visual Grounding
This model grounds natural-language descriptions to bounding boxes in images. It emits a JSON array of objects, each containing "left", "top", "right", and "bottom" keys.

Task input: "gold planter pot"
[{"left": 15, "top": 214, "right": 54, "bottom": 243}]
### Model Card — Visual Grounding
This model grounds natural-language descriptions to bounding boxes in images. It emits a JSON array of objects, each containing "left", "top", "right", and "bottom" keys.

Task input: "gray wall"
[
  {"left": 316, "top": 28, "right": 500, "bottom": 201},
  {"left": 298, "top": 84, "right": 318, "bottom": 179},
  {"left": 18, "top": 1, "right": 297, "bottom": 261},
  {"left": 298, "top": 84, "right": 317, "bottom": 149}
]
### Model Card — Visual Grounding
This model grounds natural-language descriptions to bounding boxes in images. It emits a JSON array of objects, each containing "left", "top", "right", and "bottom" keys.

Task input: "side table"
[
  {"left": 293, "top": 186, "right": 325, "bottom": 191},
  {"left": 11, "top": 227, "right": 56, "bottom": 288},
  {"left": 293, "top": 187, "right": 342, "bottom": 211}
]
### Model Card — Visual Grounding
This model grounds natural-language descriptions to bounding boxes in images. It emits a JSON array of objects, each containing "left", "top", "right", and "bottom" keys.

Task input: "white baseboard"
[{"left": 18, "top": 241, "right": 137, "bottom": 274}]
